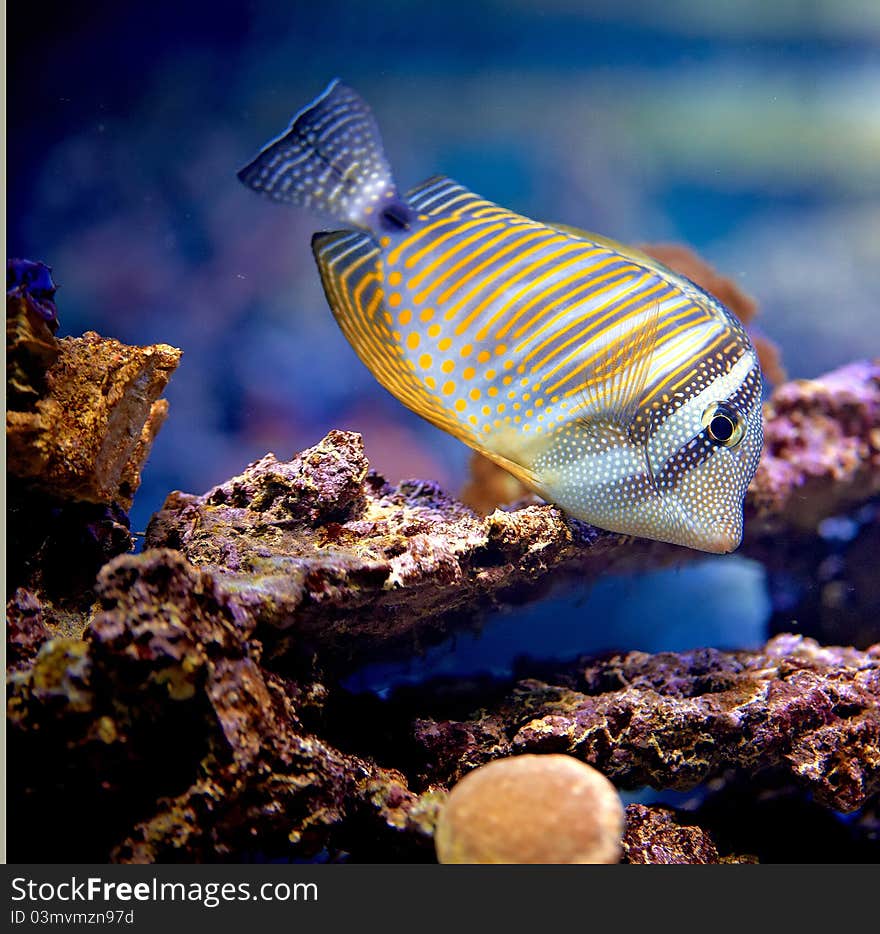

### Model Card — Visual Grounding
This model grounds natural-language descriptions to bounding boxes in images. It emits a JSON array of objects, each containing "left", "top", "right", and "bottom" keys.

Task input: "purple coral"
[{"left": 7, "top": 259, "right": 58, "bottom": 330}]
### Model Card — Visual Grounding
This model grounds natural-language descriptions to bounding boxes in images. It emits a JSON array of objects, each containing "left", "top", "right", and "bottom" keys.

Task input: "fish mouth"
[
  {"left": 660, "top": 493, "right": 742, "bottom": 554},
  {"left": 643, "top": 451, "right": 743, "bottom": 553},
  {"left": 693, "top": 527, "right": 741, "bottom": 555}
]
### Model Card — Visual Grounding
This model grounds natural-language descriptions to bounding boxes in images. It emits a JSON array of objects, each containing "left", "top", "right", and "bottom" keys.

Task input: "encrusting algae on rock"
[{"left": 412, "top": 635, "right": 880, "bottom": 814}]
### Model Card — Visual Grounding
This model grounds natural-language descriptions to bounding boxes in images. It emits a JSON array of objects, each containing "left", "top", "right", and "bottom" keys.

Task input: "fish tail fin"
[{"left": 237, "top": 78, "right": 413, "bottom": 233}]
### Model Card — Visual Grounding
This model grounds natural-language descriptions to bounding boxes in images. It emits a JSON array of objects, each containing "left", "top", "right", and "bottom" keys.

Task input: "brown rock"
[
  {"left": 7, "top": 330, "right": 180, "bottom": 507},
  {"left": 748, "top": 361, "right": 880, "bottom": 530},
  {"left": 7, "top": 292, "right": 60, "bottom": 410},
  {"left": 7, "top": 548, "right": 434, "bottom": 863},
  {"left": 6, "top": 267, "right": 180, "bottom": 626},
  {"left": 145, "top": 361, "right": 880, "bottom": 666},
  {"left": 6, "top": 254, "right": 878, "bottom": 864},
  {"left": 146, "top": 431, "right": 613, "bottom": 665},
  {"left": 6, "top": 588, "right": 51, "bottom": 670},
  {"left": 7, "top": 492, "right": 133, "bottom": 609},
  {"left": 622, "top": 804, "right": 718, "bottom": 864},
  {"left": 7, "top": 268, "right": 180, "bottom": 510},
  {"left": 412, "top": 636, "right": 880, "bottom": 813},
  {"left": 621, "top": 804, "right": 756, "bottom": 864}
]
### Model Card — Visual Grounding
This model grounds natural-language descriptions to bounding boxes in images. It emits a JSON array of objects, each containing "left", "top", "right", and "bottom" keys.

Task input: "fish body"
[{"left": 238, "top": 80, "right": 763, "bottom": 553}]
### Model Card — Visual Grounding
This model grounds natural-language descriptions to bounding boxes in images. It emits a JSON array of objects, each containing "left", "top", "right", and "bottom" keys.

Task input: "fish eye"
[{"left": 702, "top": 402, "right": 745, "bottom": 448}]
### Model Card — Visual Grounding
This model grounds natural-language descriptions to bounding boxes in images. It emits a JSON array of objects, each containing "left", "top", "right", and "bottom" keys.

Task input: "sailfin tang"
[{"left": 238, "top": 79, "right": 404, "bottom": 231}]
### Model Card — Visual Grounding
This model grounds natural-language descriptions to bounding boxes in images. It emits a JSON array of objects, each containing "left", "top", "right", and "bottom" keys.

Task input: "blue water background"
[{"left": 9, "top": 1, "right": 880, "bottom": 685}]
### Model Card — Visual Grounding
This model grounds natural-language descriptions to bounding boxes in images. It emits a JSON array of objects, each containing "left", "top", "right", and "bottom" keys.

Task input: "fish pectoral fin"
[
  {"left": 479, "top": 447, "right": 541, "bottom": 493},
  {"left": 574, "top": 301, "right": 662, "bottom": 431}
]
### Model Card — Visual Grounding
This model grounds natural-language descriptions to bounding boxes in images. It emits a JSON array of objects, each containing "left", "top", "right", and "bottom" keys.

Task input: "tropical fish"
[{"left": 238, "top": 80, "right": 763, "bottom": 554}]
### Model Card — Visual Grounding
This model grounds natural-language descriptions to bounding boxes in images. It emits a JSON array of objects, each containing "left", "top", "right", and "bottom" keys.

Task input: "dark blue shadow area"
[{"left": 344, "top": 556, "right": 770, "bottom": 696}]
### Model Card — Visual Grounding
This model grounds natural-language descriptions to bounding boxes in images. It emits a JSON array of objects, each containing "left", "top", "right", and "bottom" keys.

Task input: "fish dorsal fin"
[
  {"left": 575, "top": 301, "right": 663, "bottom": 434},
  {"left": 312, "top": 227, "right": 540, "bottom": 490},
  {"left": 548, "top": 220, "right": 726, "bottom": 317},
  {"left": 548, "top": 221, "right": 683, "bottom": 281},
  {"left": 405, "top": 175, "right": 496, "bottom": 218}
]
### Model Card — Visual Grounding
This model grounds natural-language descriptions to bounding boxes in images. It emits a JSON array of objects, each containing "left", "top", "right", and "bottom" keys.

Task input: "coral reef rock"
[
  {"left": 7, "top": 324, "right": 181, "bottom": 508},
  {"left": 7, "top": 549, "right": 437, "bottom": 863},
  {"left": 621, "top": 804, "right": 755, "bottom": 864},
  {"left": 8, "top": 257, "right": 180, "bottom": 508},
  {"left": 410, "top": 635, "right": 880, "bottom": 813},
  {"left": 6, "top": 262, "right": 181, "bottom": 639},
  {"left": 147, "top": 360, "right": 880, "bottom": 667},
  {"left": 146, "top": 430, "right": 613, "bottom": 666},
  {"left": 6, "top": 259, "right": 879, "bottom": 863},
  {"left": 748, "top": 360, "right": 880, "bottom": 530}
]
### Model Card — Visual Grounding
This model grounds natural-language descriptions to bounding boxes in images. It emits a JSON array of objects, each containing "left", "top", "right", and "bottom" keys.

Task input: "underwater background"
[{"left": 9, "top": 0, "right": 880, "bottom": 684}]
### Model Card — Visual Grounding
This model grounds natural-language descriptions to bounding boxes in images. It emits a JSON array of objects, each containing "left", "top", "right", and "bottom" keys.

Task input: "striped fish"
[{"left": 238, "top": 79, "right": 763, "bottom": 554}]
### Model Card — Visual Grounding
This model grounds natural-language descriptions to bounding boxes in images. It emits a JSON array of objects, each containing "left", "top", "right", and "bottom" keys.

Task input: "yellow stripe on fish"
[{"left": 239, "top": 79, "right": 764, "bottom": 554}]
